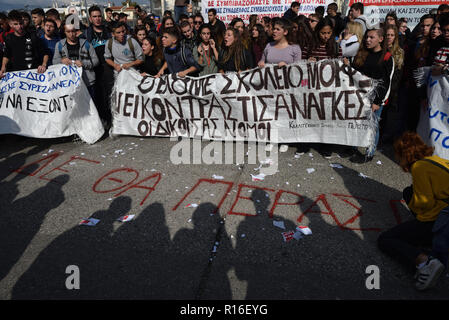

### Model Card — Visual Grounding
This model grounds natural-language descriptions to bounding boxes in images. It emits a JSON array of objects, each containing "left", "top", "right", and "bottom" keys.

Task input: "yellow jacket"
[{"left": 408, "top": 155, "right": 449, "bottom": 222}]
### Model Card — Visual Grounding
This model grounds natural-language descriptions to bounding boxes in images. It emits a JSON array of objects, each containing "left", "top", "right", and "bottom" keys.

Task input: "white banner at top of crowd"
[
  {"left": 347, "top": 0, "right": 445, "bottom": 29},
  {"left": 200, "top": 0, "right": 334, "bottom": 24}
]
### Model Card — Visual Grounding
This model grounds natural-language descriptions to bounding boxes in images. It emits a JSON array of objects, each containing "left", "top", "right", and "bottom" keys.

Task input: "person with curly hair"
[{"left": 378, "top": 132, "right": 449, "bottom": 291}]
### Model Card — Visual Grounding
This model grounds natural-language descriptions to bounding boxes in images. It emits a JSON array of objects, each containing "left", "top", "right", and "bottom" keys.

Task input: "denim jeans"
[
  {"left": 378, "top": 186, "right": 449, "bottom": 270},
  {"left": 367, "top": 105, "right": 384, "bottom": 157}
]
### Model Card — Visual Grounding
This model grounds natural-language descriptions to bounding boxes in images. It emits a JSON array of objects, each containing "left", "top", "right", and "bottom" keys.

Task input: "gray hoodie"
[{"left": 52, "top": 38, "right": 99, "bottom": 87}]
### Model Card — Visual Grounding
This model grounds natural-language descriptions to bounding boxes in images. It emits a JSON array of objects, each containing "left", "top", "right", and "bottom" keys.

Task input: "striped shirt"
[{"left": 434, "top": 47, "right": 449, "bottom": 65}]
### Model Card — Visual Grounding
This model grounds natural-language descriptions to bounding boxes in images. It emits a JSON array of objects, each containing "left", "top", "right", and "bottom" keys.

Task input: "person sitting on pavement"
[
  {"left": 104, "top": 22, "right": 144, "bottom": 75},
  {"left": 378, "top": 131, "right": 449, "bottom": 291}
]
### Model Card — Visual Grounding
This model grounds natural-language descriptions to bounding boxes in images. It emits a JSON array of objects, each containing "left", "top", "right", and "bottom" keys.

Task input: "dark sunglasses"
[{"left": 194, "top": 21, "right": 203, "bottom": 24}]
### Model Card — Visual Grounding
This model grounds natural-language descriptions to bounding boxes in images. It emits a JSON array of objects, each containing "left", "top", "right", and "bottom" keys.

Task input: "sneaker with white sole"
[{"left": 414, "top": 258, "right": 445, "bottom": 291}]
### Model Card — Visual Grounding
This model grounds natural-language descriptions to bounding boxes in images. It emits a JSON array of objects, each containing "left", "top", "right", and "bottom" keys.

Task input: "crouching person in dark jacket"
[
  {"left": 155, "top": 27, "right": 201, "bottom": 78},
  {"left": 53, "top": 22, "right": 99, "bottom": 98}
]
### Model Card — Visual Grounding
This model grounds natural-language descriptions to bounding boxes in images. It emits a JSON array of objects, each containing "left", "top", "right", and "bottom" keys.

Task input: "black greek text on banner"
[{"left": 111, "top": 59, "right": 377, "bottom": 148}]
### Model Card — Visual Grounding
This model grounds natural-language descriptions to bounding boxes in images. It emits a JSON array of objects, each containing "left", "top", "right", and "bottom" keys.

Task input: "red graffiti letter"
[
  {"left": 269, "top": 189, "right": 304, "bottom": 218},
  {"left": 92, "top": 168, "right": 139, "bottom": 193},
  {"left": 13, "top": 152, "right": 61, "bottom": 177},
  {"left": 114, "top": 173, "right": 162, "bottom": 206},
  {"left": 172, "top": 178, "right": 234, "bottom": 213},
  {"left": 39, "top": 156, "right": 100, "bottom": 182}
]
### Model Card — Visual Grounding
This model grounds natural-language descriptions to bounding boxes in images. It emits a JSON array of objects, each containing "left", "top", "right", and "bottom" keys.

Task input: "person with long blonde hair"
[
  {"left": 338, "top": 21, "right": 363, "bottom": 59},
  {"left": 380, "top": 24, "right": 405, "bottom": 143},
  {"left": 385, "top": 24, "right": 404, "bottom": 69}
]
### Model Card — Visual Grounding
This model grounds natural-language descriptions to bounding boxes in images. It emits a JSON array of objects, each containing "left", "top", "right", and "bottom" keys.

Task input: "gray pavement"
[{"left": 0, "top": 133, "right": 448, "bottom": 300}]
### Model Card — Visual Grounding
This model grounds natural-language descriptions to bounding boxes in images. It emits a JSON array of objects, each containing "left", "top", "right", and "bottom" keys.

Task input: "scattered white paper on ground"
[
  {"left": 376, "top": 160, "right": 382, "bottom": 165},
  {"left": 81, "top": 153, "right": 85, "bottom": 156},
  {"left": 241, "top": 234, "right": 246, "bottom": 238},
  {"left": 114, "top": 149, "right": 123, "bottom": 154},
  {"left": 185, "top": 203, "right": 198, "bottom": 208},
  {"left": 296, "top": 226, "right": 312, "bottom": 235},
  {"left": 306, "top": 168, "right": 315, "bottom": 174},
  {"left": 279, "top": 145, "right": 288, "bottom": 152},
  {"left": 79, "top": 218, "right": 100, "bottom": 226},
  {"left": 273, "top": 220, "right": 286, "bottom": 230},
  {"left": 117, "top": 215, "right": 135, "bottom": 222},
  {"left": 48, "top": 149, "right": 54, "bottom": 153},
  {"left": 212, "top": 174, "right": 224, "bottom": 180},
  {"left": 309, "top": 153, "right": 314, "bottom": 157},
  {"left": 251, "top": 173, "right": 266, "bottom": 181},
  {"left": 330, "top": 163, "right": 343, "bottom": 169},
  {"left": 288, "top": 163, "right": 292, "bottom": 167},
  {"left": 359, "top": 172, "right": 369, "bottom": 179}
]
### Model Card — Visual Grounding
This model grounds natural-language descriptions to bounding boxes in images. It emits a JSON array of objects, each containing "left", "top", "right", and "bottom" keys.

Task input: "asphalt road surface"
[{"left": 0, "top": 133, "right": 448, "bottom": 300}]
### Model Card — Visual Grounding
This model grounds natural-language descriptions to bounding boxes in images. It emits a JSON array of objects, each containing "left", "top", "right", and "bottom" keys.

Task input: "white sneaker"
[{"left": 414, "top": 258, "right": 445, "bottom": 291}]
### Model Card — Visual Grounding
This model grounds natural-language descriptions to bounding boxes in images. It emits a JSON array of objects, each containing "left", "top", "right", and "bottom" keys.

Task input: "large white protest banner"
[
  {"left": 417, "top": 74, "right": 449, "bottom": 160},
  {"left": 0, "top": 64, "right": 104, "bottom": 144},
  {"left": 112, "top": 59, "right": 377, "bottom": 148},
  {"left": 200, "top": 0, "right": 333, "bottom": 24},
  {"left": 347, "top": 0, "right": 445, "bottom": 29}
]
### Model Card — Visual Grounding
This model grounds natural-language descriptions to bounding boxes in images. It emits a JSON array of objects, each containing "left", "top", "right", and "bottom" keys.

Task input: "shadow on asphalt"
[{"left": 1, "top": 137, "right": 448, "bottom": 299}]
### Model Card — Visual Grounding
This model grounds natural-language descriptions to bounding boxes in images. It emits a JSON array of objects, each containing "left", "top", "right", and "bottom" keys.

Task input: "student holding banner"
[
  {"left": 218, "top": 28, "right": 253, "bottom": 73},
  {"left": 193, "top": 24, "right": 219, "bottom": 76},
  {"left": 258, "top": 18, "right": 301, "bottom": 68},
  {"left": 349, "top": 27, "right": 394, "bottom": 163},
  {"left": 0, "top": 10, "right": 48, "bottom": 78},
  {"left": 140, "top": 37, "right": 164, "bottom": 77},
  {"left": 53, "top": 22, "right": 99, "bottom": 99},
  {"left": 40, "top": 18, "right": 60, "bottom": 66},
  {"left": 155, "top": 27, "right": 200, "bottom": 78},
  {"left": 104, "top": 22, "right": 144, "bottom": 75}
]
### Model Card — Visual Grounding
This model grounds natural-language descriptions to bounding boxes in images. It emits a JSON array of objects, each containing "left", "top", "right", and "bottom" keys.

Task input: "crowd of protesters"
[
  {"left": 0, "top": 2, "right": 449, "bottom": 155},
  {"left": 1, "top": 2, "right": 449, "bottom": 293}
]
